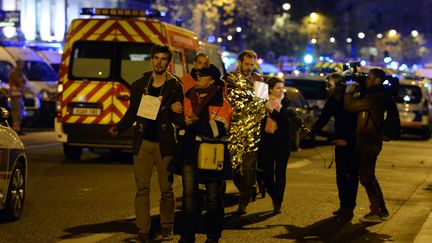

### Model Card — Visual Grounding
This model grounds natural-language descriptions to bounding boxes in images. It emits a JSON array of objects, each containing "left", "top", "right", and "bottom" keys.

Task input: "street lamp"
[
  {"left": 309, "top": 12, "right": 318, "bottom": 22},
  {"left": 377, "top": 33, "right": 383, "bottom": 39},
  {"left": 217, "top": 37, "right": 222, "bottom": 43},
  {"left": 282, "top": 3, "right": 291, "bottom": 11},
  {"left": 388, "top": 29, "right": 397, "bottom": 37},
  {"left": 329, "top": 37, "right": 335, "bottom": 43},
  {"left": 227, "top": 35, "right": 233, "bottom": 41},
  {"left": 310, "top": 38, "right": 317, "bottom": 44},
  {"left": 346, "top": 37, "right": 352, "bottom": 43},
  {"left": 236, "top": 27, "right": 242, "bottom": 33},
  {"left": 358, "top": 32, "right": 365, "bottom": 39},
  {"left": 411, "top": 30, "right": 419, "bottom": 38}
]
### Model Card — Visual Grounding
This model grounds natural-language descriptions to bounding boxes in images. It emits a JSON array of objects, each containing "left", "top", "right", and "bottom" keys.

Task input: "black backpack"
[{"left": 369, "top": 95, "right": 401, "bottom": 141}]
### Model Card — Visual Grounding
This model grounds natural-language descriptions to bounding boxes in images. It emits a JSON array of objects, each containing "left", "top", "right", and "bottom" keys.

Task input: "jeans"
[
  {"left": 357, "top": 145, "right": 387, "bottom": 214},
  {"left": 134, "top": 139, "right": 174, "bottom": 234},
  {"left": 181, "top": 162, "right": 224, "bottom": 242},
  {"left": 233, "top": 151, "right": 257, "bottom": 212},
  {"left": 261, "top": 148, "right": 290, "bottom": 208},
  {"left": 335, "top": 146, "right": 359, "bottom": 210}
]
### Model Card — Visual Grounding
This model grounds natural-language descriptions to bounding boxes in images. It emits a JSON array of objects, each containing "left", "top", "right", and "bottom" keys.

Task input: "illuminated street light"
[
  {"left": 329, "top": 37, "right": 335, "bottom": 43},
  {"left": 411, "top": 30, "right": 419, "bottom": 37},
  {"left": 358, "top": 32, "right": 365, "bottom": 39},
  {"left": 311, "top": 38, "right": 317, "bottom": 44},
  {"left": 236, "top": 27, "right": 242, "bottom": 33},
  {"left": 282, "top": 3, "right": 291, "bottom": 11},
  {"left": 227, "top": 35, "right": 233, "bottom": 41},
  {"left": 388, "top": 29, "right": 397, "bottom": 37},
  {"left": 217, "top": 37, "right": 222, "bottom": 43},
  {"left": 346, "top": 37, "right": 352, "bottom": 43},
  {"left": 309, "top": 12, "right": 318, "bottom": 22},
  {"left": 377, "top": 33, "right": 383, "bottom": 39}
]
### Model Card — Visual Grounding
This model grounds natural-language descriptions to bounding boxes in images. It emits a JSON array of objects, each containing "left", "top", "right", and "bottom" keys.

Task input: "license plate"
[{"left": 72, "top": 108, "right": 101, "bottom": 116}]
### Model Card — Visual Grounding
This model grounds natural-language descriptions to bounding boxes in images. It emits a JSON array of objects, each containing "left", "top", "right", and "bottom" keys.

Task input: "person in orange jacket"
[
  {"left": 181, "top": 53, "right": 210, "bottom": 94},
  {"left": 175, "top": 64, "right": 232, "bottom": 243}
]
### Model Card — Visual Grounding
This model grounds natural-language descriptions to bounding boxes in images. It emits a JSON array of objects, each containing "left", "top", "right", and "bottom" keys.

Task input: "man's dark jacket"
[{"left": 115, "top": 71, "right": 184, "bottom": 156}]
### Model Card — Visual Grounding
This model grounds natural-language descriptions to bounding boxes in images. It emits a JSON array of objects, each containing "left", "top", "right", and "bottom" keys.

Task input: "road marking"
[
  {"left": 57, "top": 233, "right": 114, "bottom": 243},
  {"left": 288, "top": 159, "right": 311, "bottom": 168}
]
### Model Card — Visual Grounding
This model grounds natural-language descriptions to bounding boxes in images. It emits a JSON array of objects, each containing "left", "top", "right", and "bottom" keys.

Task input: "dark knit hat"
[{"left": 197, "top": 64, "right": 221, "bottom": 82}]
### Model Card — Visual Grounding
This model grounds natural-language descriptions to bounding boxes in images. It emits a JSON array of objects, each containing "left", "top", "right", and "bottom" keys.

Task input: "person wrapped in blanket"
[{"left": 172, "top": 64, "right": 233, "bottom": 243}]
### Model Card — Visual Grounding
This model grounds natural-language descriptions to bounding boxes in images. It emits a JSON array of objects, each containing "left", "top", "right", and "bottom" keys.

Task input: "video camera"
[{"left": 342, "top": 61, "right": 399, "bottom": 97}]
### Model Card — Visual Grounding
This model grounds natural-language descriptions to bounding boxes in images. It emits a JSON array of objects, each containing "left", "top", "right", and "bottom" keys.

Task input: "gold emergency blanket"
[{"left": 225, "top": 72, "right": 266, "bottom": 170}]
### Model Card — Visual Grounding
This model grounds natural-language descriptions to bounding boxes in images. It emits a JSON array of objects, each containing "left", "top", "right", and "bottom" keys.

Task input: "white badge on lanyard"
[
  {"left": 137, "top": 75, "right": 166, "bottom": 120},
  {"left": 137, "top": 95, "right": 162, "bottom": 120}
]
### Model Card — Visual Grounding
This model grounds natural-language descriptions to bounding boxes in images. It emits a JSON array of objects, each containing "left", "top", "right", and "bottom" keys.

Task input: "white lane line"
[
  {"left": 288, "top": 159, "right": 311, "bottom": 169},
  {"left": 57, "top": 233, "right": 115, "bottom": 243}
]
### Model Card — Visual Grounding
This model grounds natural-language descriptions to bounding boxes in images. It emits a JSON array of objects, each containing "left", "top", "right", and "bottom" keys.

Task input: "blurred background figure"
[{"left": 8, "top": 60, "right": 27, "bottom": 135}]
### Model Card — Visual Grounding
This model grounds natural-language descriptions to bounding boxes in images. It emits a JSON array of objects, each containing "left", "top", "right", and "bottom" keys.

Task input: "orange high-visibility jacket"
[{"left": 184, "top": 92, "right": 233, "bottom": 132}]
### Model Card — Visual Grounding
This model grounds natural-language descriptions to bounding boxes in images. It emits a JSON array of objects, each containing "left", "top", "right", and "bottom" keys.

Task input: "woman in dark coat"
[{"left": 260, "top": 77, "right": 307, "bottom": 214}]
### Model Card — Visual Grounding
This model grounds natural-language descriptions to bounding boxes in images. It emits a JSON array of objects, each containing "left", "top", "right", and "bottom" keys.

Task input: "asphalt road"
[{"left": 1, "top": 130, "right": 431, "bottom": 243}]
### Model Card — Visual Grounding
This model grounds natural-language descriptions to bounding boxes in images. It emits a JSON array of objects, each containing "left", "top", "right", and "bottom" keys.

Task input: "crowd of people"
[{"left": 108, "top": 44, "right": 393, "bottom": 243}]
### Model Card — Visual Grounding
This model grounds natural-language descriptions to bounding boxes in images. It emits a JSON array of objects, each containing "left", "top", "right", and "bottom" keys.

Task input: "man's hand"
[
  {"left": 345, "top": 83, "right": 359, "bottom": 94},
  {"left": 108, "top": 126, "right": 119, "bottom": 137},
  {"left": 171, "top": 101, "right": 183, "bottom": 113},
  {"left": 185, "top": 114, "right": 198, "bottom": 125},
  {"left": 332, "top": 139, "right": 348, "bottom": 147},
  {"left": 300, "top": 126, "right": 311, "bottom": 135}
]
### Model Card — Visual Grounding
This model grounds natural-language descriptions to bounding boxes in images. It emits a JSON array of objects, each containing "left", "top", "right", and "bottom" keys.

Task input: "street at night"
[{"left": 0, "top": 130, "right": 431, "bottom": 242}]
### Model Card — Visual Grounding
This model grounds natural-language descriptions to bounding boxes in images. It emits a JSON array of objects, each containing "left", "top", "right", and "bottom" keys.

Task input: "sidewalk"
[{"left": 414, "top": 182, "right": 432, "bottom": 243}]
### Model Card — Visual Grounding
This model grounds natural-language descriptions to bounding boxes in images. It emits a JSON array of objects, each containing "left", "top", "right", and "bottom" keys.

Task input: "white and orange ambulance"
[{"left": 55, "top": 8, "right": 200, "bottom": 159}]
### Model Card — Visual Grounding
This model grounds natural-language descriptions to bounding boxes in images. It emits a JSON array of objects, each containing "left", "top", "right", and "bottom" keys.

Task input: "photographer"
[
  {"left": 310, "top": 72, "right": 358, "bottom": 220},
  {"left": 344, "top": 68, "right": 389, "bottom": 223}
]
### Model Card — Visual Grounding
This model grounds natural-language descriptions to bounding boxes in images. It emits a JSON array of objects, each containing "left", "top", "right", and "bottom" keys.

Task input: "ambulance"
[{"left": 55, "top": 8, "right": 200, "bottom": 159}]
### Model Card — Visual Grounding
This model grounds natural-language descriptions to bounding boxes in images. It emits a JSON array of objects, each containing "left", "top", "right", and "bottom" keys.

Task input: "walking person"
[
  {"left": 260, "top": 77, "right": 307, "bottom": 214},
  {"left": 310, "top": 72, "right": 358, "bottom": 220},
  {"left": 8, "top": 60, "right": 27, "bottom": 134},
  {"left": 108, "top": 44, "right": 184, "bottom": 242},
  {"left": 344, "top": 68, "right": 390, "bottom": 223},
  {"left": 181, "top": 53, "right": 210, "bottom": 93},
  {"left": 222, "top": 50, "right": 266, "bottom": 215},
  {"left": 174, "top": 64, "right": 232, "bottom": 243}
]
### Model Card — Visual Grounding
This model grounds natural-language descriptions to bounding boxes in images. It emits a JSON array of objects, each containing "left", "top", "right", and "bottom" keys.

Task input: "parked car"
[
  {"left": 284, "top": 76, "right": 334, "bottom": 137},
  {"left": 5, "top": 47, "right": 58, "bottom": 126},
  {"left": 284, "top": 87, "right": 319, "bottom": 150},
  {"left": 0, "top": 106, "right": 27, "bottom": 221},
  {"left": 395, "top": 78, "right": 432, "bottom": 139},
  {"left": 37, "top": 50, "right": 62, "bottom": 73}
]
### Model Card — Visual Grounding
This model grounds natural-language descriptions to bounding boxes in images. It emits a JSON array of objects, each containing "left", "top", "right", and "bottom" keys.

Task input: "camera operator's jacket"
[{"left": 344, "top": 84, "right": 387, "bottom": 150}]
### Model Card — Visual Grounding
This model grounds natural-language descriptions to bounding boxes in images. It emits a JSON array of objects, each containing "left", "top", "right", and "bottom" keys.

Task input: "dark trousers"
[
  {"left": 181, "top": 162, "right": 224, "bottom": 242},
  {"left": 261, "top": 148, "right": 290, "bottom": 208},
  {"left": 357, "top": 146, "right": 387, "bottom": 214},
  {"left": 233, "top": 151, "right": 257, "bottom": 211},
  {"left": 335, "top": 147, "right": 359, "bottom": 210}
]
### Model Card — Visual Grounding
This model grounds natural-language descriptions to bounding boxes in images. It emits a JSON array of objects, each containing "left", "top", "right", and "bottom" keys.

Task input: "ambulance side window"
[
  {"left": 70, "top": 41, "right": 112, "bottom": 80},
  {"left": 185, "top": 49, "right": 197, "bottom": 73},
  {"left": 173, "top": 51, "right": 184, "bottom": 77},
  {"left": 119, "top": 43, "right": 153, "bottom": 84}
]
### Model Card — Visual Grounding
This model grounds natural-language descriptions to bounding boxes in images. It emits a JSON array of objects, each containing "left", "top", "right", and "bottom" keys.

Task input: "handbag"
[{"left": 197, "top": 142, "right": 225, "bottom": 171}]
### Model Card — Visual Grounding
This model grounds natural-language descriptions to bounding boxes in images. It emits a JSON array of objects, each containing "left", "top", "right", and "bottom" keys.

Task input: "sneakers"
[
  {"left": 332, "top": 208, "right": 354, "bottom": 220},
  {"left": 381, "top": 209, "right": 390, "bottom": 220},
  {"left": 154, "top": 228, "right": 174, "bottom": 241},
  {"left": 359, "top": 212, "right": 383, "bottom": 223},
  {"left": 130, "top": 233, "right": 149, "bottom": 243}
]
